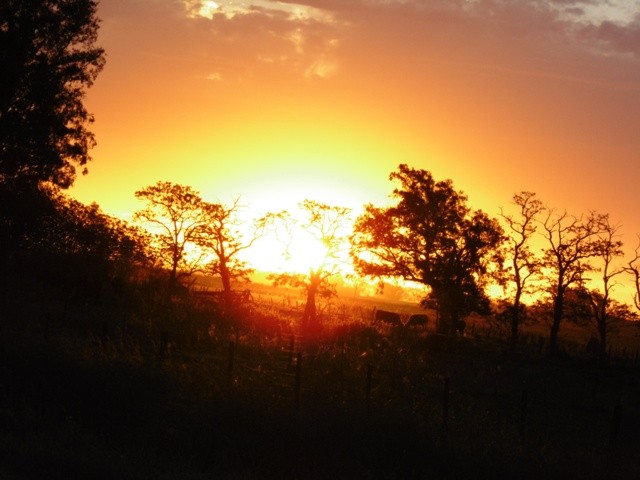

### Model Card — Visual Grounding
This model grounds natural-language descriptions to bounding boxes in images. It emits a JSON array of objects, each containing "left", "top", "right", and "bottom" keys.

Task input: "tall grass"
[{"left": 1, "top": 278, "right": 639, "bottom": 479}]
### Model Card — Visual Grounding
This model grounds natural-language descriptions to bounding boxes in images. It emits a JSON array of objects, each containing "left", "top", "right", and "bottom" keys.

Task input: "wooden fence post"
[
  {"left": 160, "top": 331, "right": 169, "bottom": 357},
  {"left": 43, "top": 314, "right": 51, "bottom": 342},
  {"left": 102, "top": 321, "right": 109, "bottom": 346},
  {"left": 294, "top": 352, "right": 302, "bottom": 409},
  {"left": 443, "top": 376, "right": 450, "bottom": 425},
  {"left": 611, "top": 404, "right": 623, "bottom": 441},
  {"left": 519, "top": 390, "right": 528, "bottom": 437},
  {"left": 227, "top": 340, "right": 236, "bottom": 386},
  {"left": 365, "top": 364, "right": 373, "bottom": 414},
  {"left": 288, "top": 335, "right": 295, "bottom": 366}
]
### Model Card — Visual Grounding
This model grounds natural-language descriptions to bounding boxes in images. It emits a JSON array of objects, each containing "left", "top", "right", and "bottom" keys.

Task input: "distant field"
[{"left": 194, "top": 273, "right": 640, "bottom": 362}]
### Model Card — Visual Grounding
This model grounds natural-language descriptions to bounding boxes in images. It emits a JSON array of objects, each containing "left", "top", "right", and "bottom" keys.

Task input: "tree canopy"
[
  {"left": 269, "top": 199, "right": 352, "bottom": 339},
  {"left": 198, "top": 198, "right": 270, "bottom": 302},
  {"left": 0, "top": 0, "right": 105, "bottom": 188},
  {"left": 500, "top": 191, "right": 543, "bottom": 349},
  {"left": 351, "top": 164, "right": 505, "bottom": 333},
  {"left": 134, "top": 182, "right": 208, "bottom": 287},
  {"left": 540, "top": 210, "right": 609, "bottom": 354}
]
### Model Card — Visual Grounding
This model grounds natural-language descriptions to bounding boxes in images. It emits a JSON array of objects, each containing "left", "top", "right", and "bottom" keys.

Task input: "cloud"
[
  {"left": 205, "top": 72, "right": 223, "bottom": 81},
  {"left": 183, "top": 0, "right": 220, "bottom": 19},
  {"left": 181, "top": 2, "right": 343, "bottom": 81},
  {"left": 304, "top": 57, "right": 338, "bottom": 79},
  {"left": 579, "top": 16, "right": 640, "bottom": 56},
  {"left": 97, "top": 0, "right": 640, "bottom": 96},
  {"left": 275, "top": 0, "right": 640, "bottom": 58}
]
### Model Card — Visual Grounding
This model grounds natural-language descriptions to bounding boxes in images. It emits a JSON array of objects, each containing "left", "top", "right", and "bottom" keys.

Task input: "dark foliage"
[
  {"left": 0, "top": 0, "right": 105, "bottom": 188},
  {"left": 0, "top": 184, "right": 150, "bottom": 316},
  {"left": 352, "top": 164, "right": 505, "bottom": 334}
]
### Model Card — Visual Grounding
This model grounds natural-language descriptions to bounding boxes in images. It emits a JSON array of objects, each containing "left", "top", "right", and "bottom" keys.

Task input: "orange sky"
[{"left": 70, "top": 0, "right": 640, "bottom": 298}]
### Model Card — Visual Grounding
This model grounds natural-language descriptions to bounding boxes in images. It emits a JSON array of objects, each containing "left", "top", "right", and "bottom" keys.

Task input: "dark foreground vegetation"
[{"left": 1, "top": 266, "right": 639, "bottom": 480}]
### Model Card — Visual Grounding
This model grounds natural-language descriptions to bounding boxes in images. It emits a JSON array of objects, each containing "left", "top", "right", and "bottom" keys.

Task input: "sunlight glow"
[
  {"left": 486, "top": 283, "right": 504, "bottom": 300},
  {"left": 235, "top": 199, "right": 355, "bottom": 277},
  {"left": 241, "top": 228, "right": 343, "bottom": 276},
  {"left": 201, "top": 1, "right": 220, "bottom": 17},
  {"left": 184, "top": 0, "right": 220, "bottom": 19},
  {"left": 284, "top": 230, "right": 331, "bottom": 273}
]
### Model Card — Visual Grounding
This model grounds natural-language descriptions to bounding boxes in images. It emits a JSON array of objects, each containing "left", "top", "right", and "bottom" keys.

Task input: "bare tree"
[
  {"left": 134, "top": 181, "right": 207, "bottom": 288},
  {"left": 198, "top": 197, "right": 271, "bottom": 304},
  {"left": 499, "top": 191, "right": 543, "bottom": 350},
  {"left": 269, "top": 200, "right": 352, "bottom": 340},
  {"left": 625, "top": 236, "right": 640, "bottom": 313},
  {"left": 540, "top": 209, "right": 606, "bottom": 355},
  {"left": 581, "top": 215, "right": 624, "bottom": 360}
]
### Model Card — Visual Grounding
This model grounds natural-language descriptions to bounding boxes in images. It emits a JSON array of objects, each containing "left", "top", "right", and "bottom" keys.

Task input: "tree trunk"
[
  {"left": 219, "top": 259, "right": 232, "bottom": 303},
  {"left": 169, "top": 263, "right": 178, "bottom": 290},
  {"left": 301, "top": 280, "right": 320, "bottom": 340},
  {"left": 509, "top": 287, "right": 523, "bottom": 352},
  {"left": 598, "top": 319, "right": 607, "bottom": 363},
  {"left": 549, "top": 293, "right": 564, "bottom": 355},
  {"left": 435, "top": 291, "right": 453, "bottom": 335},
  {"left": 436, "top": 307, "right": 450, "bottom": 335},
  {"left": 170, "top": 247, "right": 180, "bottom": 290}
]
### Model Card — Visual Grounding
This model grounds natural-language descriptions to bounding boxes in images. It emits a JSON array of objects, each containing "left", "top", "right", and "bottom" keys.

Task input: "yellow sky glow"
[{"left": 69, "top": 0, "right": 640, "bottom": 304}]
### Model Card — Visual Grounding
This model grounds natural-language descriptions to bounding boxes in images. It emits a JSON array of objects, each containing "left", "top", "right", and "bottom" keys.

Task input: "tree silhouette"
[
  {"left": 500, "top": 191, "right": 543, "bottom": 350},
  {"left": 580, "top": 215, "right": 624, "bottom": 361},
  {"left": 198, "top": 198, "right": 270, "bottom": 304},
  {"left": 351, "top": 164, "right": 504, "bottom": 334},
  {"left": 0, "top": 0, "right": 105, "bottom": 188},
  {"left": 1, "top": 184, "right": 149, "bottom": 310},
  {"left": 48, "top": 188, "right": 149, "bottom": 268},
  {"left": 269, "top": 200, "right": 352, "bottom": 340},
  {"left": 540, "top": 210, "right": 607, "bottom": 355},
  {"left": 134, "top": 182, "right": 207, "bottom": 288},
  {"left": 625, "top": 236, "right": 640, "bottom": 313}
]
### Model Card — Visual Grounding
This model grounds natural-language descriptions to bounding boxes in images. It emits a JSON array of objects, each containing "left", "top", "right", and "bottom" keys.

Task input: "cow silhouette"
[
  {"left": 407, "top": 313, "right": 429, "bottom": 328},
  {"left": 373, "top": 308, "right": 402, "bottom": 326}
]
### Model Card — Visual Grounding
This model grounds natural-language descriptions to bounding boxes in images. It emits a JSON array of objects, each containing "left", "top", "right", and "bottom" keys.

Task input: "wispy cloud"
[{"left": 176, "top": 0, "right": 343, "bottom": 81}]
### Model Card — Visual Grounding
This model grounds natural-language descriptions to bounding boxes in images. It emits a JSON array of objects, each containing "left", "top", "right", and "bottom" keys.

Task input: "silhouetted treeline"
[{"left": 0, "top": 183, "right": 150, "bottom": 311}]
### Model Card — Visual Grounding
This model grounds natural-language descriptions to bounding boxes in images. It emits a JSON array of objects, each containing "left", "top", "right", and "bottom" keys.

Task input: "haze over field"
[{"left": 70, "top": 1, "right": 640, "bottom": 288}]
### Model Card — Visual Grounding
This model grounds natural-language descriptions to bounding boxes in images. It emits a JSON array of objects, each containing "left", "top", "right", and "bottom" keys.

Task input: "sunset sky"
[{"left": 70, "top": 0, "right": 640, "bottom": 286}]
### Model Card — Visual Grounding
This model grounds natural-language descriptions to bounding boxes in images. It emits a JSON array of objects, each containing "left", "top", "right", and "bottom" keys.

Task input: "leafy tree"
[
  {"left": 0, "top": 181, "right": 57, "bottom": 254},
  {"left": 561, "top": 287, "right": 595, "bottom": 327},
  {"left": 198, "top": 198, "right": 270, "bottom": 303},
  {"left": 0, "top": 0, "right": 105, "bottom": 188},
  {"left": 269, "top": 200, "right": 352, "bottom": 339},
  {"left": 48, "top": 188, "right": 149, "bottom": 268},
  {"left": 499, "top": 191, "right": 543, "bottom": 350},
  {"left": 1, "top": 182, "right": 146, "bottom": 261},
  {"left": 134, "top": 182, "right": 208, "bottom": 287},
  {"left": 540, "top": 210, "right": 607, "bottom": 355},
  {"left": 351, "top": 164, "right": 505, "bottom": 334},
  {"left": 1, "top": 184, "right": 149, "bottom": 308}
]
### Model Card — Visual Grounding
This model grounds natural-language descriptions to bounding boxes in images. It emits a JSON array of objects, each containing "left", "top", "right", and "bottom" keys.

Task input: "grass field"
[{"left": 1, "top": 277, "right": 639, "bottom": 479}]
